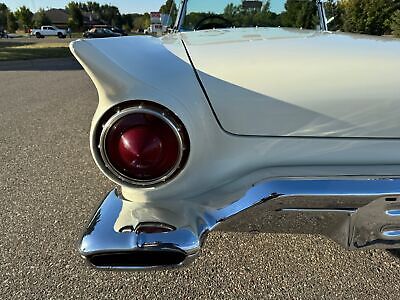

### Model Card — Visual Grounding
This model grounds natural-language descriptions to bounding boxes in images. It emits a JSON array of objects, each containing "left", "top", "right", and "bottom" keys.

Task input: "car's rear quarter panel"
[{"left": 71, "top": 35, "right": 400, "bottom": 206}]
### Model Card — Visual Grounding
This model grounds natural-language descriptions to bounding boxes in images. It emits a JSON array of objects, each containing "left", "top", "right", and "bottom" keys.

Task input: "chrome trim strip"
[
  {"left": 176, "top": 0, "right": 326, "bottom": 32},
  {"left": 175, "top": 0, "right": 187, "bottom": 31},
  {"left": 317, "top": 0, "right": 329, "bottom": 31}
]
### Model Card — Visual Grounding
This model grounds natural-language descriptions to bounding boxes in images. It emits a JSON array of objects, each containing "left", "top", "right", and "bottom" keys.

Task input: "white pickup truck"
[{"left": 31, "top": 26, "right": 67, "bottom": 38}]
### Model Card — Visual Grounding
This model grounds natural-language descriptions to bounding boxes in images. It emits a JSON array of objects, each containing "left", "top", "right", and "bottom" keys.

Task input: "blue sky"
[
  {"left": 2, "top": 0, "right": 166, "bottom": 13},
  {"left": 189, "top": 1, "right": 285, "bottom": 13},
  {"left": 3, "top": 0, "right": 286, "bottom": 14}
]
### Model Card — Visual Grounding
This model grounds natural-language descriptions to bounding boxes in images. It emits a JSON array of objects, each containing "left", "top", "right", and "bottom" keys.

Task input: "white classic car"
[{"left": 71, "top": 0, "right": 400, "bottom": 270}]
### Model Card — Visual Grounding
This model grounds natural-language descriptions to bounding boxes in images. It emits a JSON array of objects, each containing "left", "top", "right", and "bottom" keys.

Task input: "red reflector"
[{"left": 104, "top": 112, "right": 180, "bottom": 182}]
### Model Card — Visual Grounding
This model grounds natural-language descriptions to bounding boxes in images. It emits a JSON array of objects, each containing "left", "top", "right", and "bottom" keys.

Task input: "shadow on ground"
[
  {"left": 0, "top": 41, "right": 35, "bottom": 48},
  {"left": 387, "top": 249, "right": 400, "bottom": 258},
  {"left": 0, "top": 57, "right": 82, "bottom": 71}
]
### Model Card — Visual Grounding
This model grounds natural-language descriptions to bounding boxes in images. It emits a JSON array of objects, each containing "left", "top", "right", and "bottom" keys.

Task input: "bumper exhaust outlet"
[
  {"left": 79, "top": 190, "right": 204, "bottom": 270},
  {"left": 80, "top": 178, "right": 400, "bottom": 270},
  {"left": 88, "top": 250, "right": 187, "bottom": 268}
]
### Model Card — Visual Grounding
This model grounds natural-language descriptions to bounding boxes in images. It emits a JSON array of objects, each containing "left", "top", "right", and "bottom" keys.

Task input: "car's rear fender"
[
  {"left": 70, "top": 35, "right": 400, "bottom": 205},
  {"left": 70, "top": 36, "right": 227, "bottom": 200}
]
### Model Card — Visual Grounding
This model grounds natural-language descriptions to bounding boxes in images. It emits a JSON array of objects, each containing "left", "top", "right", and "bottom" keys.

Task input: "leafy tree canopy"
[
  {"left": 34, "top": 8, "right": 52, "bottom": 28},
  {"left": 0, "top": 2, "right": 9, "bottom": 29},
  {"left": 391, "top": 9, "right": 400, "bottom": 37},
  {"left": 14, "top": 5, "right": 33, "bottom": 30}
]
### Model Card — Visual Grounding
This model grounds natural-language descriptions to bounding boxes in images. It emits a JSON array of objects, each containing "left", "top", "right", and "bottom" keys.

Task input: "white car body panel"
[
  {"left": 180, "top": 27, "right": 400, "bottom": 138},
  {"left": 70, "top": 35, "right": 400, "bottom": 206}
]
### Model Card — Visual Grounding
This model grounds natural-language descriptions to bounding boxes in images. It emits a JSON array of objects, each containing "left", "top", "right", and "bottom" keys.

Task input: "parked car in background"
[
  {"left": 83, "top": 28, "right": 122, "bottom": 39},
  {"left": 109, "top": 27, "right": 128, "bottom": 36},
  {"left": 31, "top": 26, "right": 66, "bottom": 38},
  {"left": 0, "top": 29, "right": 8, "bottom": 38},
  {"left": 91, "top": 25, "right": 128, "bottom": 36},
  {"left": 71, "top": 0, "right": 400, "bottom": 271}
]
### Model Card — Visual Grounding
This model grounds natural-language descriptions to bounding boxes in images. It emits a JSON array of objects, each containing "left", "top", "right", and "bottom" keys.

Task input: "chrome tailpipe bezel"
[{"left": 79, "top": 189, "right": 207, "bottom": 270}]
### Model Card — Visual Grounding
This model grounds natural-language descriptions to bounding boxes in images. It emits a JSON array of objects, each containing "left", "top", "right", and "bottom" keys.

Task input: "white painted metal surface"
[
  {"left": 179, "top": 27, "right": 400, "bottom": 137},
  {"left": 70, "top": 32, "right": 400, "bottom": 205}
]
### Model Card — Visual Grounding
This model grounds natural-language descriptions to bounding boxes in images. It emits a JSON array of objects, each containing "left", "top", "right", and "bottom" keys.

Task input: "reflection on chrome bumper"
[{"left": 79, "top": 178, "right": 400, "bottom": 270}]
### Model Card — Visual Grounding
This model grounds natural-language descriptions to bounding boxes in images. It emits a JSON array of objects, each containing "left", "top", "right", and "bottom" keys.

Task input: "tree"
[
  {"left": 132, "top": 13, "right": 150, "bottom": 31},
  {"left": 121, "top": 14, "right": 133, "bottom": 32},
  {"left": 160, "top": 0, "right": 176, "bottom": 14},
  {"left": 160, "top": 0, "right": 178, "bottom": 25},
  {"left": 363, "top": 0, "right": 398, "bottom": 35},
  {"left": 14, "top": 6, "right": 33, "bottom": 31},
  {"left": 0, "top": 2, "right": 8, "bottom": 30},
  {"left": 66, "top": 2, "right": 83, "bottom": 30},
  {"left": 221, "top": 1, "right": 277, "bottom": 28},
  {"left": 86, "top": 1, "right": 100, "bottom": 13},
  {"left": 391, "top": 10, "right": 400, "bottom": 37},
  {"left": 78, "top": 3, "right": 88, "bottom": 12},
  {"left": 340, "top": 0, "right": 399, "bottom": 35},
  {"left": 6, "top": 11, "right": 18, "bottom": 32},
  {"left": 223, "top": 3, "right": 236, "bottom": 18},
  {"left": 99, "top": 4, "right": 122, "bottom": 27},
  {"left": 323, "top": 0, "right": 344, "bottom": 31},
  {"left": 34, "top": 8, "right": 52, "bottom": 28},
  {"left": 280, "top": 0, "right": 317, "bottom": 29}
]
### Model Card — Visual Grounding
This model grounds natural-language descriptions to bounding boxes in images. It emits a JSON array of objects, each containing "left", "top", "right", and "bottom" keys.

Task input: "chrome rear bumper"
[{"left": 79, "top": 178, "right": 400, "bottom": 270}]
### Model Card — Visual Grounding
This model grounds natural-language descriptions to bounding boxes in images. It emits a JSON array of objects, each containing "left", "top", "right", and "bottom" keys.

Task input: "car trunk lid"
[{"left": 179, "top": 27, "right": 400, "bottom": 138}]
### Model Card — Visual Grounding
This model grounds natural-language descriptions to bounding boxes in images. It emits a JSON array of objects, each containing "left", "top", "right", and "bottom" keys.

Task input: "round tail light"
[{"left": 99, "top": 105, "right": 188, "bottom": 186}]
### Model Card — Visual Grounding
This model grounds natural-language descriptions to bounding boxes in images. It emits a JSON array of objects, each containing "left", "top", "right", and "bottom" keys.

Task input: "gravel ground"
[{"left": 1, "top": 58, "right": 400, "bottom": 299}]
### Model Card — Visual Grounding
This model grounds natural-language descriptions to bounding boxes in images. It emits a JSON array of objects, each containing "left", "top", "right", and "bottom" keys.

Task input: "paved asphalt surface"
[
  {"left": 1, "top": 58, "right": 400, "bottom": 299},
  {"left": 0, "top": 36, "right": 77, "bottom": 43}
]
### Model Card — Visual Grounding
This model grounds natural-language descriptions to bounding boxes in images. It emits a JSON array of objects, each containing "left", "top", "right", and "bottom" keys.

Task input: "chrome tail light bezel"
[{"left": 95, "top": 101, "right": 190, "bottom": 187}]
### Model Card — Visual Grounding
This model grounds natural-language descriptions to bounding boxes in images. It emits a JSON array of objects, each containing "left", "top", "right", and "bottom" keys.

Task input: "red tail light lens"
[{"left": 99, "top": 106, "right": 188, "bottom": 186}]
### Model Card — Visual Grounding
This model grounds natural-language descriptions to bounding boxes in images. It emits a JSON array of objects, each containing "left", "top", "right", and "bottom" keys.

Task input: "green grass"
[
  {"left": 70, "top": 32, "right": 84, "bottom": 38},
  {"left": 0, "top": 41, "right": 71, "bottom": 61},
  {"left": 0, "top": 32, "right": 146, "bottom": 61}
]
